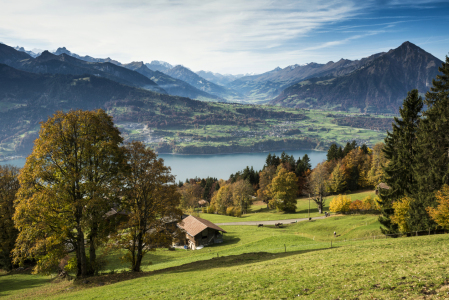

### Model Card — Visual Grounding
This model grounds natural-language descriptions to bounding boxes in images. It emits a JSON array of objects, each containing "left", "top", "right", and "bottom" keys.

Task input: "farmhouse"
[{"left": 177, "top": 215, "right": 227, "bottom": 249}]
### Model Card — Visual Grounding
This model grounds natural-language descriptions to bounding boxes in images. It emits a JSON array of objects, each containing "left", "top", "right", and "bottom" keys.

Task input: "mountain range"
[
  {"left": 271, "top": 42, "right": 442, "bottom": 112},
  {"left": 5, "top": 41, "right": 446, "bottom": 112}
]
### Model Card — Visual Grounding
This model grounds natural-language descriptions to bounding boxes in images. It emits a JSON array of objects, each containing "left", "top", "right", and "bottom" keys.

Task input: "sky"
[{"left": 0, "top": 0, "right": 448, "bottom": 75}]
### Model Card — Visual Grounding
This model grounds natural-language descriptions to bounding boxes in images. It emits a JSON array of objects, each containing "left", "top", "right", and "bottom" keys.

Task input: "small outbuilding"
[
  {"left": 375, "top": 182, "right": 391, "bottom": 195},
  {"left": 177, "top": 216, "right": 227, "bottom": 250},
  {"left": 198, "top": 199, "right": 208, "bottom": 207}
]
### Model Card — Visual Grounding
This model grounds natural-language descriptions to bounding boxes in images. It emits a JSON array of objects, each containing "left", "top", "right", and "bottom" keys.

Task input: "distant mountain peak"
[{"left": 54, "top": 47, "right": 72, "bottom": 56}]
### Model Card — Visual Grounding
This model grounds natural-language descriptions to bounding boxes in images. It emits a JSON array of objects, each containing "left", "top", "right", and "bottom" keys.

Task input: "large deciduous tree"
[
  {"left": 308, "top": 162, "right": 330, "bottom": 213},
  {"left": 111, "top": 141, "right": 181, "bottom": 272},
  {"left": 13, "top": 109, "right": 125, "bottom": 277},
  {"left": 268, "top": 167, "right": 298, "bottom": 212},
  {"left": 0, "top": 165, "right": 20, "bottom": 270}
]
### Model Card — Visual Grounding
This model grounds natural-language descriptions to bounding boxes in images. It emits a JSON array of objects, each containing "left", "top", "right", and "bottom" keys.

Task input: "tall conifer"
[
  {"left": 379, "top": 89, "right": 423, "bottom": 234},
  {"left": 412, "top": 57, "right": 449, "bottom": 231}
]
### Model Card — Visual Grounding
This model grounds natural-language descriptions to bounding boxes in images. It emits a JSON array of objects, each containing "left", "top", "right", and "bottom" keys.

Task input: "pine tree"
[
  {"left": 378, "top": 89, "right": 423, "bottom": 234},
  {"left": 412, "top": 56, "right": 449, "bottom": 231},
  {"left": 327, "top": 144, "right": 338, "bottom": 161}
]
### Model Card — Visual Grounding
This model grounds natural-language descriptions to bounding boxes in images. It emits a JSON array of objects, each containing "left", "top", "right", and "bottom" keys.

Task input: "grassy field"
[
  {"left": 199, "top": 190, "right": 375, "bottom": 223},
  {"left": 5, "top": 212, "right": 448, "bottom": 299}
]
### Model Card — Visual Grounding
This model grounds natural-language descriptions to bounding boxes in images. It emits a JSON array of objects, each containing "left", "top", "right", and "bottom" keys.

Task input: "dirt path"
[{"left": 215, "top": 215, "right": 327, "bottom": 226}]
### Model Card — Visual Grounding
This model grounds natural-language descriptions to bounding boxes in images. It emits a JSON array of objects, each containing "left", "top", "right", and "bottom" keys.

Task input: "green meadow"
[
  {"left": 4, "top": 212, "right": 449, "bottom": 299},
  {"left": 3, "top": 191, "right": 447, "bottom": 299},
  {"left": 200, "top": 190, "right": 375, "bottom": 223}
]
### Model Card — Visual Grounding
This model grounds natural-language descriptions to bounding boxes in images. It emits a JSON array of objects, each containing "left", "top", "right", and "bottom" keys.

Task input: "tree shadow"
[
  {"left": 0, "top": 271, "right": 54, "bottom": 297},
  {"left": 78, "top": 247, "right": 332, "bottom": 287}
]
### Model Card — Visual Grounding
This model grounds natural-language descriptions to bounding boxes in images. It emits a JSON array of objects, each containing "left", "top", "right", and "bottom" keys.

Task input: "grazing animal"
[{"left": 258, "top": 224, "right": 263, "bottom": 227}]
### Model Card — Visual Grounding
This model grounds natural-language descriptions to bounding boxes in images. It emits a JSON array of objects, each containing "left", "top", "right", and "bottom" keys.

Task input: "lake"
[{"left": 0, "top": 150, "right": 326, "bottom": 182}]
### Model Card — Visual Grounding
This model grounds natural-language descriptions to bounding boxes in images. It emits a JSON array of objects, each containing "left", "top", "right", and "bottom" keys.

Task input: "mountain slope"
[
  {"left": 227, "top": 53, "right": 384, "bottom": 101},
  {"left": 271, "top": 42, "right": 442, "bottom": 113},
  {"left": 18, "top": 50, "right": 165, "bottom": 94},
  {"left": 0, "top": 63, "right": 211, "bottom": 154},
  {"left": 145, "top": 60, "right": 173, "bottom": 72},
  {"left": 165, "top": 65, "right": 240, "bottom": 99},
  {"left": 0, "top": 43, "right": 33, "bottom": 68},
  {"left": 122, "top": 62, "right": 222, "bottom": 101},
  {"left": 52, "top": 47, "right": 121, "bottom": 64},
  {"left": 48, "top": 47, "right": 221, "bottom": 101}
]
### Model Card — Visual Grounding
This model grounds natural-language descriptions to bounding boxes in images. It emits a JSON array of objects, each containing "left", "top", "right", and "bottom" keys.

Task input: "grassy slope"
[
  {"left": 200, "top": 190, "right": 375, "bottom": 223},
  {"left": 3, "top": 220, "right": 449, "bottom": 299}
]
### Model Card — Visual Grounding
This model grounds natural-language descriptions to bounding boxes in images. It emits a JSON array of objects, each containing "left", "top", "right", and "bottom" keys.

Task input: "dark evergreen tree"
[
  {"left": 343, "top": 142, "right": 354, "bottom": 156},
  {"left": 295, "top": 154, "right": 311, "bottom": 177},
  {"left": 337, "top": 146, "right": 344, "bottom": 159},
  {"left": 379, "top": 89, "right": 423, "bottom": 234},
  {"left": 327, "top": 143, "right": 339, "bottom": 161},
  {"left": 412, "top": 57, "right": 449, "bottom": 231},
  {"left": 361, "top": 144, "right": 369, "bottom": 154}
]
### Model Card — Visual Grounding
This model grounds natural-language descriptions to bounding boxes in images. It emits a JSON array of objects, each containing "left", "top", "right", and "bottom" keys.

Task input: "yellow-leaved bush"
[
  {"left": 329, "top": 195, "right": 352, "bottom": 213},
  {"left": 427, "top": 184, "right": 449, "bottom": 230},
  {"left": 390, "top": 196, "right": 411, "bottom": 233}
]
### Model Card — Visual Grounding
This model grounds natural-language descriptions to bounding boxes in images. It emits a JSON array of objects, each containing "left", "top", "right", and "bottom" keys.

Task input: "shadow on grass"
[
  {"left": 0, "top": 271, "right": 54, "bottom": 297},
  {"left": 77, "top": 247, "right": 331, "bottom": 288}
]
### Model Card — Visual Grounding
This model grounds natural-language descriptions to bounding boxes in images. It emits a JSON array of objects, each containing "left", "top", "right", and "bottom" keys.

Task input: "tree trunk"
[
  {"left": 134, "top": 229, "right": 144, "bottom": 272},
  {"left": 89, "top": 222, "right": 97, "bottom": 275},
  {"left": 318, "top": 195, "right": 323, "bottom": 214},
  {"left": 77, "top": 227, "right": 88, "bottom": 277}
]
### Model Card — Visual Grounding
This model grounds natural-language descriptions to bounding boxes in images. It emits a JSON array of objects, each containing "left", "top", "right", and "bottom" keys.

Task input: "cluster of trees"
[
  {"left": 329, "top": 195, "right": 379, "bottom": 214},
  {"left": 378, "top": 57, "right": 449, "bottom": 234},
  {"left": 177, "top": 177, "right": 220, "bottom": 209},
  {"left": 0, "top": 109, "right": 181, "bottom": 277}
]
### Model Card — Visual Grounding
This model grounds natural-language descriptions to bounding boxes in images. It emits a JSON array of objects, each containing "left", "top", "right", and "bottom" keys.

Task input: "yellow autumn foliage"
[{"left": 329, "top": 195, "right": 352, "bottom": 213}]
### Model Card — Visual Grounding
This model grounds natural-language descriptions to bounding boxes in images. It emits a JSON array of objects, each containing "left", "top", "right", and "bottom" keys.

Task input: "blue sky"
[{"left": 0, "top": 0, "right": 448, "bottom": 74}]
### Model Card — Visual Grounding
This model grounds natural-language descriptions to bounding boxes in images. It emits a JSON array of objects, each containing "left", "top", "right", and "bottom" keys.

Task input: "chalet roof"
[
  {"left": 198, "top": 199, "right": 208, "bottom": 205},
  {"left": 177, "top": 215, "right": 227, "bottom": 237},
  {"left": 103, "top": 208, "right": 129, "bottom": 218},
  {"left": 377, "top": 183, "right": 391, "bottom": 190}
]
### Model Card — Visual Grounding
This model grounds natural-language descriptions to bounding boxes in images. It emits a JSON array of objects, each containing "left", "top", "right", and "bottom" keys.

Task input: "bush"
[
  {"left": 201, "top": 207, "right": 207, "bottom": 213},
  {"left": 349, "top": 199, "right": 364, "bottom": 212},
  {"left": 329, "top": 195, "right": 352, "bottom": 213},
  {"left": 206, "top": 205, "right": 215, "bottom": 214},
  {"left": 226, "top": 206, "right": 235, "bottom": 216},
  {"left": 234, "top": 207, "right": 242, "bottom": 217}
]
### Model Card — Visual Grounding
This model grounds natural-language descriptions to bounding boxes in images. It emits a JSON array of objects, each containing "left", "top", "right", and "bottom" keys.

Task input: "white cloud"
[{"left": 0, "top": 0, "right": 446, "bottom": 73}]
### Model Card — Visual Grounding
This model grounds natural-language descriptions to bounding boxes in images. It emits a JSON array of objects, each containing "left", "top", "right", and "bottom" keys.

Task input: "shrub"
[
  {"left": 234, "top": 207, "right": 242, "bottom": 217},
  {"left": 391, "top": 196, "right": 412, "bottom": 233},
  {"left": 427, "top": 185, "right": 449, "bottom": 230},
  {"left": 206, "top": 205, "right": 215, "bottom": 214},
  {"left": 329, "top": 195, "right": 352, "bottom": 213},
  {"left": 226, "top": 206, "right": 235, "bottom": 216},
  {"left": 349, "top": 199, "right": 364, "bottom": 212},
  {"left": 201, "top": 207, "right": 207, "bottom": 213}
]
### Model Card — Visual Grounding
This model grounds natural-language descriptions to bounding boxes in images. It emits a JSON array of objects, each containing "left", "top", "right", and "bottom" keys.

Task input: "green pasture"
[
  {"left": 2, "top": 214, "right": 449, "bottom": 299},
  {"left": 199, "top": 190, "right": 376, "bottom": 223}
]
